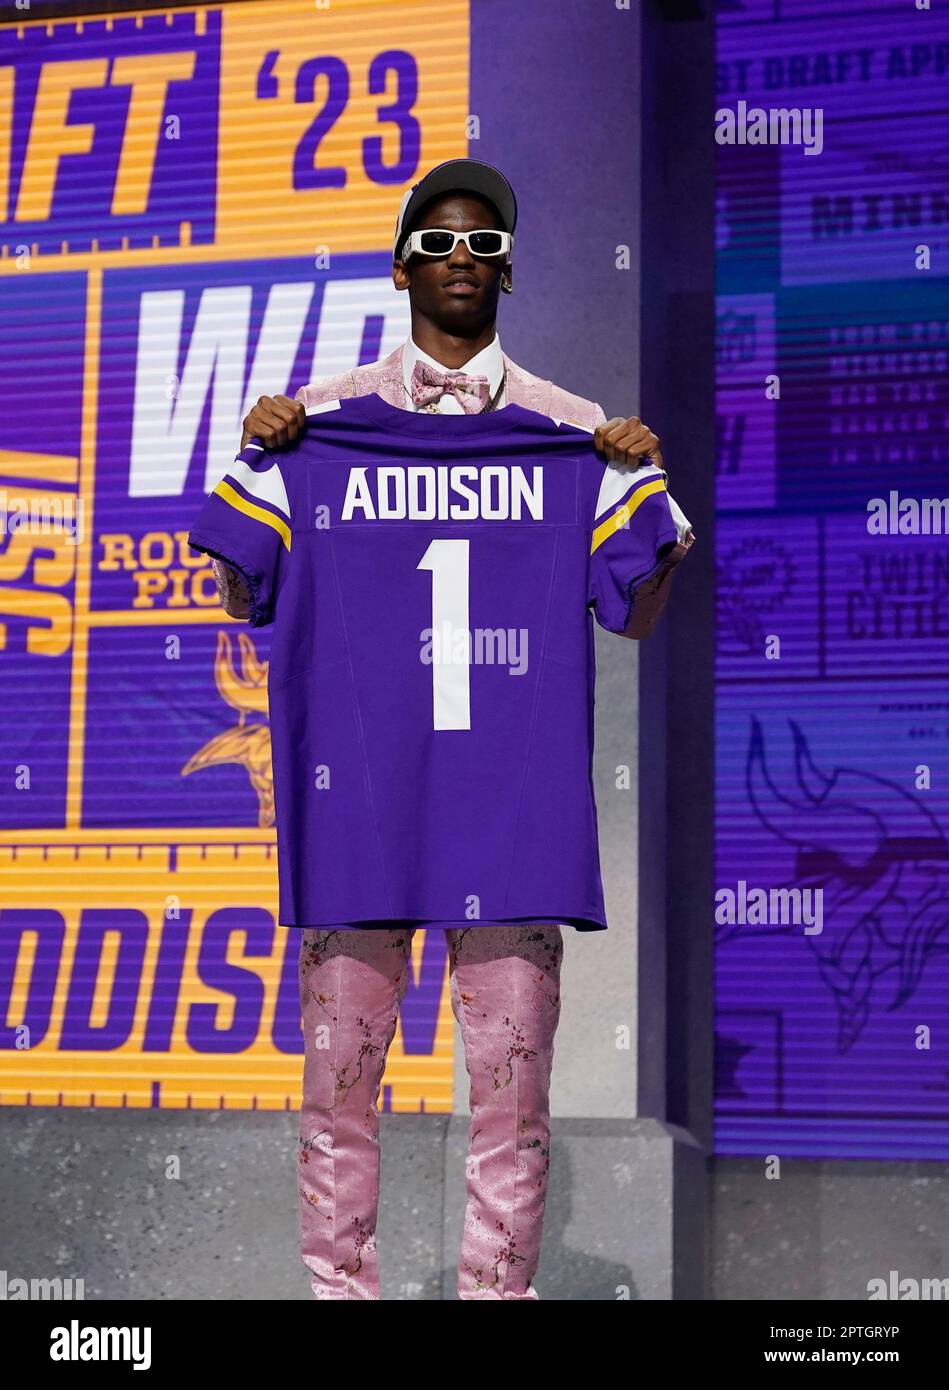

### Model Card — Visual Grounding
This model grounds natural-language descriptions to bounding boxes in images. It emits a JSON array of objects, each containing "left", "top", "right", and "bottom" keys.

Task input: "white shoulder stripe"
[
  {"left": 304, "top": 399, "right": 344, "bottom": 417},
  {"left": 594, "top": 461, "right": 665, "bottom": 520},
  {"left": 226, "top": 457, "right": 290, "bottom": 521},
  {"left": 668, "top": 491, "right": 693, "bottom": 543}
]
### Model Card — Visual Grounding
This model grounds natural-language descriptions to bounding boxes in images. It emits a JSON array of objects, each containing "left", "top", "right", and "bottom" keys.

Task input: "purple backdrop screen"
[{"left": 714, "top": 2, "right": 949, "bottom": 1158}]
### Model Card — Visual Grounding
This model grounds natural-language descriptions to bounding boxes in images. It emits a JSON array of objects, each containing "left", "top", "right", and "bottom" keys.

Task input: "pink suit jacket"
[{"left": 293, "top": 342, "right": 694, "bottom": 638}]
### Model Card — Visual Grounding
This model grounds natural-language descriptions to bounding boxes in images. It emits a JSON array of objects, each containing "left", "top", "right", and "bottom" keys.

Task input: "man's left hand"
[{"left": 593, "top": 416, "right": 663, "bottom": 470}]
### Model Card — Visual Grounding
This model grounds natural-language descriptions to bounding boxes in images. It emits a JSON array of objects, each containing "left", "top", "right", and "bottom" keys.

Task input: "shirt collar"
[{"left": 403, "top": 333, "right": 504, "bottom": 403}]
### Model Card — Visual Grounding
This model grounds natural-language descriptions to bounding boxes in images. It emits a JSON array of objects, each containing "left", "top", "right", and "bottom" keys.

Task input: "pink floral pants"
[{"left": 297, "top": 923, "right": 563, "bottom": 1300}]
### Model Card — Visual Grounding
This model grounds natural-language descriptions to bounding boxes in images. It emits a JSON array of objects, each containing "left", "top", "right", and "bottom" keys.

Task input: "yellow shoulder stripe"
[
  {"left": 213, "top": 480, "right": 292, "bottom": 552},
  {"left": 590, "top": 477, "right": 666, "bottom": 555}
]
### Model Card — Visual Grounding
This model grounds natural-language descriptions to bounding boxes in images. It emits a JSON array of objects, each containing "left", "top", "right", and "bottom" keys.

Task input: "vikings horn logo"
[
  {"left": 735, "top": 716, "right": 949, "bottom": 1052},
  {"left": 182, "top": 629, "right": 274, "bottom": 827}
]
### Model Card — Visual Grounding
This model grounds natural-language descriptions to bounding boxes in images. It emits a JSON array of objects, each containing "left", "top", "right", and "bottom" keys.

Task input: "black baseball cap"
[{"left": 393, "top": 158, "right": 517, "bottom": 260}]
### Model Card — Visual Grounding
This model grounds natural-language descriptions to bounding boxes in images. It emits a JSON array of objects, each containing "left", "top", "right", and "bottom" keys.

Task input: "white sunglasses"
[{"left": 400, "top": 228, "right": 514, "bottom": 263}]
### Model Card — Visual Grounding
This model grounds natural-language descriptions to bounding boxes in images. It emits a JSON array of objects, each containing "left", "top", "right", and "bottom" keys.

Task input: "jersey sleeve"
[
  {"left": 587, "top": 460, "right": 680, "bottom": 634},
  {"left": 187, "top": 441, "right": 292, "bottom": 627}
]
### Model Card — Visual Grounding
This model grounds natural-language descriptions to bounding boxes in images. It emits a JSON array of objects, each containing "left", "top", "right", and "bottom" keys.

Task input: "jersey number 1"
[{"left": 417, "top": 539, "right": 470, "bottom": 731}]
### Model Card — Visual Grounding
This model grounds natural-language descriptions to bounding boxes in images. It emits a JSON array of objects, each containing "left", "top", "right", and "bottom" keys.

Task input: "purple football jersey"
[{"left": 188, "top": 392, "right": 679, "bottom": 932}]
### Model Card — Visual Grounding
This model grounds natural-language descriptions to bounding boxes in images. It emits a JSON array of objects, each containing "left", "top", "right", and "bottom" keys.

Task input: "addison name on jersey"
[{"left": 341, "top": 464, "right": 545, "bottom": 522}]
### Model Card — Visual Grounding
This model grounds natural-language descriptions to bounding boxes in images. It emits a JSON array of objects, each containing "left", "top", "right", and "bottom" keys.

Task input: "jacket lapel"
[
  {"left": 502, "top": 353, "right": 551, "bottom": 415},
  {"left": 376, "top": 343, "right": 407, "bottom": 406}
]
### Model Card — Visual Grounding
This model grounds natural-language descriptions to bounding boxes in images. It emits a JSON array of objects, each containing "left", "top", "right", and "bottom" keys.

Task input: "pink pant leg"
[
  {"left": 297, "top": 926, "right": 414, "bottom": 1299},
  {"left": 447, "top": 924, "right": 563, "bottom": 1300}
]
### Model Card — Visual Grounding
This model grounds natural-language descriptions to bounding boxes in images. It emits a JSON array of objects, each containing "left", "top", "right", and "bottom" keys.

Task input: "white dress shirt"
[{"left": 402, "top": 333, "right": 507, "bottom": 413}]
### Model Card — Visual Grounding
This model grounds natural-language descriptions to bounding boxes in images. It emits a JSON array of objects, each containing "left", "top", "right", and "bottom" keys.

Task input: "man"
[
  {"left": 202, "top": 159, "right": 694, "bottom": 1299},
  {"left": 212, "top": 158, "right": 694, "bottom": 636}
]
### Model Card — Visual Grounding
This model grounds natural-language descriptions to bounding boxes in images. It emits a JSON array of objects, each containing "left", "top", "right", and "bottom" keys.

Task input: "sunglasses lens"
[
  {"left": 468, "top": 232, "right": 504, "bottom": 255},
  {"left": 418, "top": 231, "right": 456, "bottom": 254}
]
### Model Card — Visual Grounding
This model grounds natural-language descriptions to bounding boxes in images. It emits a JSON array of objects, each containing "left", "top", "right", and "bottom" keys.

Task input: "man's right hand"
[{"left": 241, "top": 395, "right": 307, "bottom": 451}]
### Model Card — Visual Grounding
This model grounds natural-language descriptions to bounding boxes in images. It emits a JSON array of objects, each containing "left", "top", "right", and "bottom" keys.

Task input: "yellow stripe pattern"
[
  {"left": 213, "top": 479, "right": 292, "bottom": 552},
  {"left": 590, "top": 477, "right": 667, "bottom": 555}
]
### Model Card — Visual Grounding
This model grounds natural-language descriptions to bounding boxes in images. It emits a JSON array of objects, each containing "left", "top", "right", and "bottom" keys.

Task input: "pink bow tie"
[{"left": 410, "top": 359, "right": 491, "bottom": 413}]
